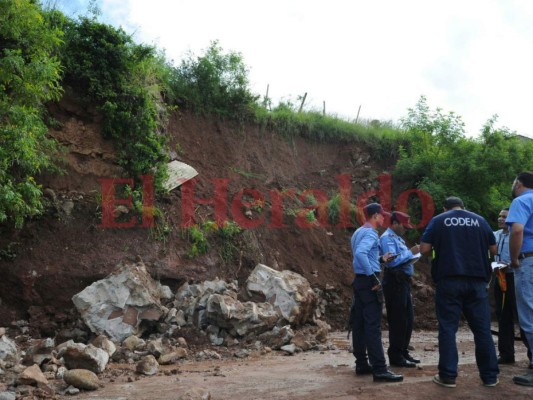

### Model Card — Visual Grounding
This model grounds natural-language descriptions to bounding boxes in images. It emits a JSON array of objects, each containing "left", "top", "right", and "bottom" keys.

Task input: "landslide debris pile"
[{"left": 0, "top": 260, "right": 337, "bottom": 399}]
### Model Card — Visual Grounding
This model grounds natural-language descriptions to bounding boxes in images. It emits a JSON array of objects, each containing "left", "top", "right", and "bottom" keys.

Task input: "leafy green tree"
[
  {"left": 0, "top": 0, "right": 63, "bottom": 228},
  {"left": 395, "top": 96, "right": 533, "bottom": 224},
  {"left": 168, "top": 41, "right": 258, "bottom": 118},
  {"left": 60, "top": 16, "right": 168, "bottom": 186}
]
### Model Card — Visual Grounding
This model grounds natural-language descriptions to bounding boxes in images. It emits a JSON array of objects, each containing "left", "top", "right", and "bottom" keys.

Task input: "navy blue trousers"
[
  {"left": 351, "top": 275, "right": 387, "bottom": 374},
  {"left": 435, "top": 277, "right": 499, "bottom": 383},
  {"left": 383, "top": 271, "right": 413, "bottom": 363}
]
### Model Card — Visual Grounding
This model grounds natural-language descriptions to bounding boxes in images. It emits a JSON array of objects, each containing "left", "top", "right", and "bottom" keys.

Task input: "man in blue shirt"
[
  {"left": 351, "top": 203, "right": 402, "bottom": 382},
  {"left": 507, "top": 172, "right": 533, "bottom": 386},
  {"left": 420, "top": 196, "right": 499, "bottom": 388},
  {"left": 493, "top": 208, "right": 530, "bottom": 365},
  {"left": 380, "top": 211, "right": 421, "bottom": 368}
]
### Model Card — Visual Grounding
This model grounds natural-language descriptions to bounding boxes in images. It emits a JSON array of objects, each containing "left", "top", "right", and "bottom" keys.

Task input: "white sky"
[{"left": 60, "top": 0, "right": 533, "bottom": 138}]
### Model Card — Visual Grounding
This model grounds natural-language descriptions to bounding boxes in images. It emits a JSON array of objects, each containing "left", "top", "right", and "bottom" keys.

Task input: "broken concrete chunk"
[
  {"left": 258, "top": 325, "right": 294, "bottom": 350},
  {"left": 280, "top": 344, "right": 297, "bottom": 355},
  {"left": 72, "top": 260, "right": 166, "bottom": 342},
  {"left": 158, "top": 283, "right": 173, "bottom": 300},
  {"left": 206, "top": 294, "right": 278, "bottom": 336},
  {"left": 246, "top": 264, "right": 317, "bottom": 325},
  {"left": 22, "top": 338, "right": 54, "bottom": 366},
  {"left": 174, "top": 279, "right": 236, "bottom": 327},
  {"left": 62, "top": 343, "right": 109, "bottom": 374}
]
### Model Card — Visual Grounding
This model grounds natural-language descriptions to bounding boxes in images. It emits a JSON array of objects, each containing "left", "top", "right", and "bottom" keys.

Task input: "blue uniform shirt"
[
  {"left": 421, "top": 209, "right": 495, "bottom": 282},
  {"left": 379, "top": 228, "right": 415, "bottom": 276},
  {"left": 506, "top": 189, "right": 533, "bottom": 253},
  {"left": 351, "top": 223, "right": 381, "bottom": 275},
  {"left": 494, "top": 229, "right": 511, "bottom": 265}
]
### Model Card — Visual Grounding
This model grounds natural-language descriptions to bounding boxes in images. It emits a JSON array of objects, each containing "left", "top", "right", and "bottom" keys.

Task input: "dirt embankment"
[{"left": 0, "top": 93, "right": 437, "bottom": 332}]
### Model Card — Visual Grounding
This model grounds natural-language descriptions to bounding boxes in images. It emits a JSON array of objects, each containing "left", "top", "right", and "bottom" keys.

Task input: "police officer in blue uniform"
[
  {"left": 420, "top": 196, "right": 499, "bottom": 388},
  {"left": 380, "top": 211, "right": 421, "bottom": 368},
  {"left": 351, "top": 203, "right": 403, "bottom": 383}
]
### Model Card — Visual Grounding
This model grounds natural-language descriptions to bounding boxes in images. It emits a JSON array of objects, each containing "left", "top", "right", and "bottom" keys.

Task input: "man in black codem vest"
[{"left": 420, "top": 196, "right": 499, "bottom": 388}]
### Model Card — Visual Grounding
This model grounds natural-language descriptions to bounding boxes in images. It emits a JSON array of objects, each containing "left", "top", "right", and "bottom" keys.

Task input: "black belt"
[{"left": 520, "top": 252, "right": 533, "bottom": 260}]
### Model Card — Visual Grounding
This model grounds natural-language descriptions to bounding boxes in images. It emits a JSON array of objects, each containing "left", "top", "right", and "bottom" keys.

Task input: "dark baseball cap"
[
  {"left": 444, "top": 196, "right": 464, "bottom": 210},
  {"left": 364, "top": 203, "right": 391, "bottom": 219},
  {"left": 392, "top": 211, "right": 414, "bottom": 229}
]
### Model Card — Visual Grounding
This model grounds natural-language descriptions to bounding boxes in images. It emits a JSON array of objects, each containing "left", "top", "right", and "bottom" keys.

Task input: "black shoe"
[
  {"left": 355, "top": 366, "right": 373, "bottom": 375},
  {"left": 373, "top": 370, "right": 403, "bottom": 382},
  {"left": 404, "top": 354, "right": 421, "bottom": 364},
  {"left": 390, "top": 359, "right": 417, "bottom": 368},
  {"left": 497, "top": 356, "right": 515, "bottom": 364},
  {"left": 513, "top": 372, "right": 533, "bottom": 386},
  {"left": 433, "top": 374, "right": 456, "bottom": 388}
]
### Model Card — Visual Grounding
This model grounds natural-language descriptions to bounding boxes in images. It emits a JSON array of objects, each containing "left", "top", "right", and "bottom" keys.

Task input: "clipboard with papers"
[{"left": 394, "top": 253, "right": 422, "bottom": 270}]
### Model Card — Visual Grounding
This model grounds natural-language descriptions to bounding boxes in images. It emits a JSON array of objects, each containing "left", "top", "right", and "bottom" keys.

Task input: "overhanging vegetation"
[{"left": 1, "top": 0, "right": 532, "bottom": 230}]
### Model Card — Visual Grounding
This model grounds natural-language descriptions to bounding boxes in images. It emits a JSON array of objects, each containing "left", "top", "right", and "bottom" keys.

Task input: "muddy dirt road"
[{"left": 73, "top": 328, "right": 533, "bottom": 400}]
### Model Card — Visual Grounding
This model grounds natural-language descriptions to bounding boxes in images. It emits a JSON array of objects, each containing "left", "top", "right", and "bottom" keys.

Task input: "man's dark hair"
[
  {"left": 444, "top": 196, "right": 464, "bottom": 210},
  {"left": 517, "top": 171, "right": 533, "bottom": 189},
  {"left": 502, "top": 207, "right": 509, "bottom": 211}
]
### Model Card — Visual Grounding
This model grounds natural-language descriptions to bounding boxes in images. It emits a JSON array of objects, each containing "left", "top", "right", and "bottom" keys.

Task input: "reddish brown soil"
[{"left": 0, "top": 93, "right": 436, "bottom": 332}]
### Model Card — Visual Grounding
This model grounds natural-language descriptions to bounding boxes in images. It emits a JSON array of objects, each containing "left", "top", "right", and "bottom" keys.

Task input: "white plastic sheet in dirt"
[{"left": 163, "top": 160, "right": 198, "bottom": 191}]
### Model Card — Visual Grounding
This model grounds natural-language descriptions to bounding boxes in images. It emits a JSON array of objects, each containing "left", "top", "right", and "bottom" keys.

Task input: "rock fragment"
[
  {"left": 63, "top": 369, "right": 100, "bottom": 391},
  {"left": 136, "top": 355, "right": 159, "bottom": 376}
]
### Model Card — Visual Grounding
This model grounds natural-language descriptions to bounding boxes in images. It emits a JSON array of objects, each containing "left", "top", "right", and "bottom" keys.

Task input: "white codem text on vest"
[{"left": 444, "top": 217, "right": 480, "bottom": 227}]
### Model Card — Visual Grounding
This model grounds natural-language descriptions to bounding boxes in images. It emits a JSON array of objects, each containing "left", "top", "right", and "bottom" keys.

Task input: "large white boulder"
[
  {"left": 245, "top": 264, "right": 317, "bottom": 325},
  {"left": 72, "top": 261, "right": 165, "bottom": 342}
]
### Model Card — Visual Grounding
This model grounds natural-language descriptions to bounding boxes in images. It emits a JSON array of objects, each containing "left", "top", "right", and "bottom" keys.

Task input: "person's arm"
[
  {"left": 380, "top": 236, "right": 397, "bottom": 264},
  {"left": 419, "top": 218, "right": 434, "bottom": 256},
  {"left": 489, "top": 244, "right": 498, "bottom": 257},
  {"left": 509, "top": 222, "right": 524, "bottom": 269},
  {"left": 354, "top": 230, "right": 376, "bottom": 275},
  {"left": 384, "top": 237, "right": 411, "bottom": 267},
  {"left": 419, "top": 242, "right": 432, "bottom": 255}
]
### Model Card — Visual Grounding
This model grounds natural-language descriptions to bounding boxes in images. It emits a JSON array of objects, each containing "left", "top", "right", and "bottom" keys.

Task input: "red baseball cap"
[{"left": 392, "top": 211, "right": 414, "bottom": 229}]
